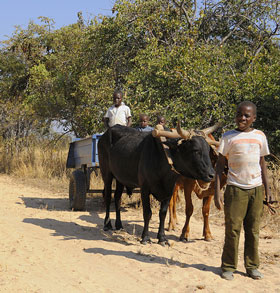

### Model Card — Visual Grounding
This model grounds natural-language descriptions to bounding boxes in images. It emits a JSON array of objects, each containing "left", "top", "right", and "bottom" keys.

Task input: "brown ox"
[{"left": 168, "top": 134, "right": 227, "bottom": 241}]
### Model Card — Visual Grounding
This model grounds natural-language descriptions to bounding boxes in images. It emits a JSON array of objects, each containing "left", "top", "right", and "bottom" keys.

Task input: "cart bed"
[{"left": 66, "top": 134, "right": 103, "bottom": 169}]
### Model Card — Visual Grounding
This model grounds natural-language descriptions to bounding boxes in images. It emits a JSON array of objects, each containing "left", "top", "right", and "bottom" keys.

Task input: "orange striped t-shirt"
[{"left": 218, "top": 129, "right": 269, "bottom": 189}]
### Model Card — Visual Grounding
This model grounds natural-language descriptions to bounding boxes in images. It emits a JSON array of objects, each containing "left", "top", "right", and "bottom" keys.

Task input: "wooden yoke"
[
  {"left": 153, "top": 125, "right": 180, "bottom": 173},
  {"left": 152, "top": 128, "right": 181, "bottom": 139}
]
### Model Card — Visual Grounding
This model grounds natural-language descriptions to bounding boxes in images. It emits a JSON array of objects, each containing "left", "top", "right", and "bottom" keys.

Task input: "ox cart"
[
  {"left": 66, "top": 133, "right": 140, "bottom": 211},
  {"left": 66, "top": 134, "right": 103, "bottom": 211}
]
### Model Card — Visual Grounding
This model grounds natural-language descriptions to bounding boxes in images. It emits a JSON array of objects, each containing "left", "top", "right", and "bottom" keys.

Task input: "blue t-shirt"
[{"left": 135, "top": 126, "right": 154, "bottom": 132}]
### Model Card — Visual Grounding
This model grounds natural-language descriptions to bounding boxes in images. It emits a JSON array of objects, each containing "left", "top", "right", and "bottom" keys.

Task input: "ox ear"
[{"left": 209, "top": 145, "right": 219, "bottom": 163}]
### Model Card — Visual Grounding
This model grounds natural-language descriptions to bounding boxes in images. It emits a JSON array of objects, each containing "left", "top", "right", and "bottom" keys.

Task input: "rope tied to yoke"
[
  {"left": 154, "top": 124, "right": 180, "bottom": 174},
  {"left": 157, "top": 133, "right": 180, "bottom": 174}
]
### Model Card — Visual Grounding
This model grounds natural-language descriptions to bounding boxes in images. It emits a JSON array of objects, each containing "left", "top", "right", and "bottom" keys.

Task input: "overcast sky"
[{"left": 0, "top": 0, "right": 115, "bottom": 41}]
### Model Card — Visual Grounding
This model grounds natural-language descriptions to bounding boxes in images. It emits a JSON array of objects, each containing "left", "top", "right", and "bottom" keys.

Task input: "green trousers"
[{"left": 222, "top": 185, "right": 263, "bottom": 272}]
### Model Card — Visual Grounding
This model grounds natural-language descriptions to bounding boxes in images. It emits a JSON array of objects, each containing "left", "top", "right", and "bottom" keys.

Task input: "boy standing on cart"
[{"left": 103, "top": 90, "right": 132, "bottom": 128}]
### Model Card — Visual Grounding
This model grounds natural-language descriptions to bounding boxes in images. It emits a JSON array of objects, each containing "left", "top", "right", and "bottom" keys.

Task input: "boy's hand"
[
  {"left": 263, "top": 199, "right": 279, "bottom": 215},
  {"left": 265, "top": 188, "right": 275, "bottom": 203},
  {"left": 214, "top": 154, "right": 226, "bottom": 211},
  {"left": 214, "top": 192, "right": 223, "bottom": 210}
]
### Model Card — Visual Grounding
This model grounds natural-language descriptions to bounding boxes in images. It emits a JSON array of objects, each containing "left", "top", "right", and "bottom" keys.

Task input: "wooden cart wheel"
[{"left": 69, "top": 169, "right": 86, "bottom": 211}]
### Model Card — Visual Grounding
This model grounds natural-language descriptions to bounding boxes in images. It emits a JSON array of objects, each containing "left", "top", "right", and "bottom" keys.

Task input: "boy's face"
[
  {"left": 140, "top": 116, "right": 149, "bottom": 128},
  {"left": 158, "top": 117, "right": 166, "bottom": 125},
  {"left": 113, "top": 93, "right": 122, "bottom": 107},
  {"left": 235, "top": 105, "right": 256, "bottom": 132}
]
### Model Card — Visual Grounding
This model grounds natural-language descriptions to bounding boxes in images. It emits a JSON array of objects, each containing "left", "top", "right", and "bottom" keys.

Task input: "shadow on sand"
[
  {"left": 84, "top": 247, "right": 223, "bottom": 276},
  {"left": 20, "top": 192, "right": 228, "bottom": 275}
]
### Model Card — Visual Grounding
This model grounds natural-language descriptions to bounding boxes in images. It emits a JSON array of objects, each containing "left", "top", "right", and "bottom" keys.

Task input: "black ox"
[{"left": 98, "top": 123, "right": 219, "bottom": 245}]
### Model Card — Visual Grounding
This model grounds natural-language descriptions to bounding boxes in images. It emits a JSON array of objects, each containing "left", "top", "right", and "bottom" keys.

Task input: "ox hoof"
[
  {"left": 179, "top": 236, "right": 191, "bottom": 243},
  {"left": 104, "top": 220, "right": 113, "bottom": 231},
  {"left": 167, "top": 225, "right": 175, "bottom": 232},
  {"left": 115, "top": 224, "right": 124, "bottom": 231},
  {"left": 204, "top": 237, "right": 212, "bottom": 242},
  {"left": 140, "top": 237, "right": 151, "bottom": 245},
  {"left": 158, "top": 240, "right": 170, "bottom": 247}
]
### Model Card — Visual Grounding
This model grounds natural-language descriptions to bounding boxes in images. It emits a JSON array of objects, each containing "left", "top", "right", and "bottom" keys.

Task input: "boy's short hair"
[
  {"left": 113, "top": 90, "right": 123, "bottom": 97},
  {"left": 157, "top": 115, "right": 165, "bottom": 123},
  {"left": 139, "top": 114, "right": 149, "bottom": 121},
  {"left": 237, "top": 101, "right": 257, "bottom": 115}
]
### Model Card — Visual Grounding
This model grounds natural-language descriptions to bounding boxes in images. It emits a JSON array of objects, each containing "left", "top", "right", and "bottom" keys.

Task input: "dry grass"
[
  {"left": 14, "top": 147, "right": 69, "bottom": 179},
  {"left": 0, "top": 137, "right": 71, "bottom": 185}
]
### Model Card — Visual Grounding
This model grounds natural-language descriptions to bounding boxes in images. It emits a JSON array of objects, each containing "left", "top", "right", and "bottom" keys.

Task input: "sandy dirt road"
[{"left": 0, "top": 174, "right": 279, "bottom": 292}]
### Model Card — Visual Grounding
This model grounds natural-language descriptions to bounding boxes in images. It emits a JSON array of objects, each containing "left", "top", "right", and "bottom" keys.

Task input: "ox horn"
[
  {"left": 201, "top": 122, "right": 223, "bottom": 135},
  {"left": 176, "top": 121, "right": 191, "bottom": 139}
]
